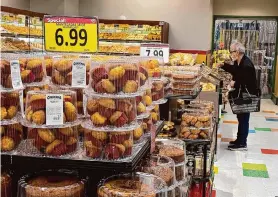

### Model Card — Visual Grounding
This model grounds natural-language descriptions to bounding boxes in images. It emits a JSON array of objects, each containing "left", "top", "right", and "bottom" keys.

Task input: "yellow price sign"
[{"left": 44, "top": 16, "right": 98, "bottom": 53}]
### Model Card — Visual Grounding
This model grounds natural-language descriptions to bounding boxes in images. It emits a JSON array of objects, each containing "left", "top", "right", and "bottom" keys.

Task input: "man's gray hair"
[{"left": 231, "top": 40, "right": 246, "bottom": 54}]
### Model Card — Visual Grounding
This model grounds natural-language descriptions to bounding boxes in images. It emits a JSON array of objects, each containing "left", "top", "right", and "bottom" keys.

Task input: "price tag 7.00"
[{"left": 140, "top": 43, "right": 170, "bottom": 63}]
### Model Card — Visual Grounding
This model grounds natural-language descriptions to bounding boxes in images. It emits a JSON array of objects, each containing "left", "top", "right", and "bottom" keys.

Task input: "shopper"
[{"left": 218, "top": 41, "right": 257, "bottom": 151}]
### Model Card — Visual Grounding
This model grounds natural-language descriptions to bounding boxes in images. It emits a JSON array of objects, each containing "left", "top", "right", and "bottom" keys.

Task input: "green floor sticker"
[
  {"left": 243, "top": 169, "right": 269, "bottom": 178},
  {"left": 254, "top": 128, "right": 271, "bottom": 132},
  {"left": 242, "top": 163, "right": 267, "bottom": 171}
]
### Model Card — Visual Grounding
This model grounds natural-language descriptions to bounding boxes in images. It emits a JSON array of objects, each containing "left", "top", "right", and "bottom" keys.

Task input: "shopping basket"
[{"left": 228, "top": 86, "right": 261, "bottom": 114}]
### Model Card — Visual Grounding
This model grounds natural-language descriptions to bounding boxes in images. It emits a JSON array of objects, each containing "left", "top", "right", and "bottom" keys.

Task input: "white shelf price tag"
[
  {"left": 10, "top": 60, "right": 23, "bottom": 89},
  {"left": 140, "top": 43, "right": 170, "bottom": 63},
  {"left": 46, "top": 94, "right": 64, "bottom": 125},
  {"left": 72, "top": 60, "right": 86, "bottom": 88}
]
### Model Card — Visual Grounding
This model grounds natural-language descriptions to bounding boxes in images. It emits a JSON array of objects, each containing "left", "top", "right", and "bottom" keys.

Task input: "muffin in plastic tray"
[
  {"left": 17, "top": 169, "right": 87, "bottom": 197},
  {"left": 151, "top": 79, "right": 167, "bottom": 104},
  {"left": 155, "top": 138, "right": 186, "bottom": 164},
  {"left": 1, "top": 122, "right": 23, "bottom": 152},
  {"left": 181, "top": 109, "right": 212, "bottom": 129},
  {"left": 85, "top": 92, "right": 137, "bottom": 128},
  {"left": 139, "top": 154, "right": 176, "bottom": 186},
  {"left": 141, "top": 113, "right": 153, "bottom": 134},
  {"left": 25, "top": 125, "right": 79, "bottom": 156},
  {"left": 1, "top": 89, "right": 21, "bottom": 121},
  {"left": 97, "top": 172, "right": 167, "bottom": 197},
  {"left": 1, "top": 169, "right": 12, "bottom": 197},
  {"left": 143, "top": 86, "right": 154, "bottom": 110},
  {"left": 133, "top": 121, "right": 145, "bottom": 145},
  {"left": 89, "top": 60, "right": 140, "bottom": 94},
  {"left": 190, "top": 100, "right": 214, "bottom": 114},
  {"left": 51, "top": 58, "right": 90, "bottom": 88},
  {"left": 136, "top": 90, "right": 150, "bottom": 119},
  {"left": 24, "top": 90, "right": 78, "bottom": 126},
  {"left": 83, "top": 124, "right": 133, "bottom": 160},
  {"left": 138, "top": 57, "right": 164, "bottom": 78},
  {"left": 150, "top": 105, "right": 160, "bottom": 124}
]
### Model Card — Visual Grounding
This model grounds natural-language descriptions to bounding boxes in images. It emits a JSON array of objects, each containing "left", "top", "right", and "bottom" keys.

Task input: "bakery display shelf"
[
  {"left": 1, "top": 32, "right": 43, "bottom": 39},
  {"left": 96, "top": 52, "right": 139, "bottom": 56},
  {"left": 165, "top": 87, "right": 202, "bottom": 100},
  {"left": 99, "top": 39, "right": 161, "bottom": 43}
]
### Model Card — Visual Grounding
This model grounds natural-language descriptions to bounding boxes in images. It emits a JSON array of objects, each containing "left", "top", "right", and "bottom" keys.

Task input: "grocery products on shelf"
[
  {"left": 201, "top": 82, "right": 216, "bottom": 91},
  {"left": 99, "top": 42, "right": 140, "bottom": 54},
  {"left": 169, "top": 53, "right": 197, "bottom": 66},
  {"left": 1, "top": 24, "right": 42, "bottom": 36}
]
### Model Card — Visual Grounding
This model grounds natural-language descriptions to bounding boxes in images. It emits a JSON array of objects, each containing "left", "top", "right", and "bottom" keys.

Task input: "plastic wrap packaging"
[
  {"left": 169, "top": 53, "right": 197, "bottom": 66},
  {"left": 151, "top": 79, "right": 167, "bottom": 104},
  {"left": 133, "top": 121, "right": 145, "bottom": 145},
  {"left": 138, "top": 57, "right": 163, "bottom": 78},
  {"left": 24, "top": 125, "right": 79, "bottom": 157},
  {"left": 51, "top": 58, "right": 90, "bottom": 88},
  {"left": 89, "top": 60, "right": 140, "bottom": 94},
  {"left": 17, "top": 169, "right": 87, "bottom": 197},
  {"left": 85, "top": 92, "right": 138, "bottom": 129},
  {"left": 24, "top": 90, "right": 78, "bottom": 126},
  {"left": 150, "top": 105, "right": 160, "bottom": 125},
  {"left": 189, "top": 100, "right": 214, "bottom": 115},
  {"left": 141, "top": 114, "right": 153, "bottom": 134},
  {"left": 136, "top": 90, "right": 149, "bottom": 119},
  {"left": 97, "top": 172, "right": 167, "bottom": 197},
  {"left": 142, "top": 86, "right": 154, "bottom": 110},
  {"left": 82, "top": 123, "right": 133, "bottom": 160},
  {"left": 179, "top": 109, "right": 212, "bottom": 140},
  {"left": 139, "top": 154, "right": 176, "bottom": 186},
  {"left": 1, "top": 89, "right": 21, "bottom": 121},
  {"left": 154, "top": 138, "right": 186, "bottom": 164},
  {"left": 1, "top": 169, "right": 12, "bottom": 197},
  {"left": 1, "top": 121, "right": 23, "bottom": 152}
]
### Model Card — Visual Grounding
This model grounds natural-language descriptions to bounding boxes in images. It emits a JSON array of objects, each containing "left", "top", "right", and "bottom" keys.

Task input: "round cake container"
[{"left": 1, "top": 89, "right": 21, "bottom": 121}]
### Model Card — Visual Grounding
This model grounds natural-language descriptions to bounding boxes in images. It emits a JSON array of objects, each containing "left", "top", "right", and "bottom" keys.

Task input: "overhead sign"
[
  {"left": 140, "top": 43, "right": 170, "bottom": 63},
  {"left": 44, "top": 16, "right": 98, "bottom": 53}
]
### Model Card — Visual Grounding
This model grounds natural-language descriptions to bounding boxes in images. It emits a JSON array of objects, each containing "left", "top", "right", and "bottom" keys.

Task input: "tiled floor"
[{"left": 214, "top": 99, "right": 278, "bottom": 197}]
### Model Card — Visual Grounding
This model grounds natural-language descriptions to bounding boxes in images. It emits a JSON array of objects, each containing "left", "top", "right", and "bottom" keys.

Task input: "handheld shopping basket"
[{"left": 228, "top": 86, "right": 261, "bottom": 114}]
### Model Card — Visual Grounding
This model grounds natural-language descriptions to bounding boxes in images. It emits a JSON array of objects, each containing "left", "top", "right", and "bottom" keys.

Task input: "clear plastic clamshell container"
[
  {"left": 1, "top": 168, "right": 12, "bottom": 197},
  {"left": 136, "top": 90, "right": 150, "bottom": 119},
  {"left": 150, "top": 105, "right": 160, "bottom": 125},
  {"left": 82, "top": 124, "right": 133, "bottom": 160},
  {"left": 139, "top": 154, "right": 176, "bottom": 186},
  {"left": 133, "top": 121, "right": 146, "bottom": 145},
  {"left": 24, "top": 90, "right": 78, "bottom": 126},
  {"left": 97, "top": 172, "right": 167, "bottom": 197},
  {"left": 89, "top": 60, "right": 140, "bottom": 94},
  {"left": 142, "top": 86, "right": 154, "bottom": 110},
  {"left": 0, "top": 122, "right": 23, "bottom": 152},
  {"left": 155, "top": 138, "right": 186, "bottom": 164},
  {"left": 25, "top": 125, "right": 79, "bottom": 157},
  {"left": 17, "top": 169, "right": 87, "bottom": 197},
  {"left": 138, "top": 57, "right": 164, "bottom": 78},
  {"left": 1, "top": 89, "right": 21, "bottom": 121},
  {"left": 85, "top": 91, "right": 138, "bottom": 129},
  {"left": 51, "top": 57, "right": 90, "bottom": 88},
  {"left": 190, "top": 100, "right": 215, "bottom": 114}
]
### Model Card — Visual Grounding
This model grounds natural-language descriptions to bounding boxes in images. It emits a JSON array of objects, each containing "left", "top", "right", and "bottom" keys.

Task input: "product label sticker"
[
  {"left": 10, "top": 60, "right": 23, "bottom": 89},
  {"left": 46, "top": 94, "right": 64, "bottom": 125},
  {"left": 71, "top": 60, "right": 86, "bottom": 88},
  {"left": 19, "top": 90, "right": 24, "bottom": 116},
  {"left": 79, "top": 54, "right": 91, "bottom": 59}
]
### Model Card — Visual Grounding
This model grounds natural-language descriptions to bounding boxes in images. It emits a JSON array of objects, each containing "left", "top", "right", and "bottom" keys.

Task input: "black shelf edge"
[
  {"left": 1, "top": 32, "right": 43, "bottom": 39},
  {"left": 99, "top": 39, "right": 161, "bottom": 43}
]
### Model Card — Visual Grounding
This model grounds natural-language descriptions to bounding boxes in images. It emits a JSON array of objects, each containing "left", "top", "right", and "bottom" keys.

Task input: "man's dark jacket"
[{"left": 222, "top": 55, "right": 258, "bottom": 94}]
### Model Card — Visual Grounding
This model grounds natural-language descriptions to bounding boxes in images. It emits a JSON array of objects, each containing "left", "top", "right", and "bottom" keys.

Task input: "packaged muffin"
[
  {"left": 141, "top": 113, "right": 153, "bottom": 134},
  {"left": 139, "top": 154, "right": 176, "bottom": 186},
  {"left": 150, "top": 105, "right": 160, "bottom": 124},
  {"left": 97, "top": 172, "right": 167, "bottom": 197},
  {"left": 136, "top": 90, "right": 150, "bottom": 119},
  {"left": 133, "top": 121, "right": 145, "bottom": 144},
  {"left": 26, "top": 125, "right": 79, "bottom": 156},
  {"left": 89, "top": 60, "right": 139, "bottom": 94},
  {"left": 139, "top": 65, "right": 149, "bottom": 86},
  {"left": 0, "top": 122, "right": 23, "bottom": 152},
  {"left": 51, "top": 58, "right": 90, "bottom": 88},
  {"left": 143, "top": 86, "right": 154, "bottom": 110},
  {"left": 85, "top": 91, "right": 137, "bottom": 129},
  {"left": 1, "top": 169, "right": 12, "bottom": 197},
  {"left": 138, "top": 57, "right": 163, "bottom": 78},
  {"left": 17, "top": 169, "right": 87, "bottom": 197},
  {"left": 83, "top": 123, "right": 133, "bottom": 160},
  {"left": 1, "top": 90, "right": 21, "bottom": 121},
  {"left": 24, "top": 90, "right": 78, "bottom": 126},
  {"left": 155, "top": 138, "right": 186, "bottom": 164},
  {"left": 151, "top": 79, "right": 167, "bottom": 104}
]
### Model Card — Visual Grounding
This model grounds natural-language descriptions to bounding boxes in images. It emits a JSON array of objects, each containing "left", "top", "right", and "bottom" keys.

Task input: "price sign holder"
[
  {"left": 44, "top": 15, "right": 99, "bottom": 53},
  {"left": 140, "top": 43, "right": 170, "bottom": 63}
]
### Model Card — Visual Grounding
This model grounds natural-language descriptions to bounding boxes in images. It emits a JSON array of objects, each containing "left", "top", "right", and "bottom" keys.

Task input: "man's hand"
[
  {"left": 216, "top": 62, "right": 224, "bottom": 67},
  {"left": 230, "top": 80, "right": 235, "bottom": 88}
]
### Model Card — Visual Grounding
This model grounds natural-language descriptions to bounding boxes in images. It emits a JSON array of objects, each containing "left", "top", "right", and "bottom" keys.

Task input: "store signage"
[
  {"left": 44, "top": 15, "right": 99, "bottom": 53},
  {"left": 140, "top": 43, "right": 169, "bottom": 63}
]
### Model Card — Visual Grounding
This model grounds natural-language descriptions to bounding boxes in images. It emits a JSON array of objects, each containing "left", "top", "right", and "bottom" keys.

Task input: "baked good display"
[
  {"left": 158, "top": 121, "right": 177, "bottom": 138},
  {"left": 0, "top": 122, "right": 23, "bottom": 152},
  {"left": 0, "top": 90, "right": 20, "bottom": 120},
  {"left": 24, "top": 90, "right": 78, "bottom": 125},
  {"left": 169, "top": 53, "right": 196, "bottom": 66},
  {"left": 83, "top": 125, "right": 133, "bottom": 160},
  {"left": 139, "top": 58, "right": 162, "bottom": 78},
  {"left": 85, "top": 92, "right": 137, "bottom": 128},
  {"left": 190, "top": 100, "right": 214, "bottom": 114},
  {"left": 1, "top": 170, "right": 12, "bottom": 197},
  {"left": 26, "top": 126, "right": 78, "bottom": 156},
  {"left": 89, "top": 61, "right": 139, "bottom": 94},
  {"left": 23, "top": 84, "right": 50, "bottom": 110},
  {"left": 133, "top": 122, "right": 144, "bottom": 144},
  {"left": 151, "top": 79, "right": 165, "bottom": 103},
  {"left": 150, "top": 105, "right": 160, "bottom": 124},
  {"left": 97, "top": 172, "right": 167, "bottom": 197},
  {"left": 17, "top": 170, "right": 86, "bottom": 197},
  {"left": 139, "top": 154, "right": 175, "bottom": 186},
  {"left": 51, "top": 58, "right": 90, "bottom": 87},
  {"left": 135, "top": 91, "right": 149, "bottom": 119}
]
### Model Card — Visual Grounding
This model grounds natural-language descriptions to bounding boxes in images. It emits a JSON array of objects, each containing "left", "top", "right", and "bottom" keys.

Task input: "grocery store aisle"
[{"left": 213, "top": 99, "right": 278, "bottom": 197}]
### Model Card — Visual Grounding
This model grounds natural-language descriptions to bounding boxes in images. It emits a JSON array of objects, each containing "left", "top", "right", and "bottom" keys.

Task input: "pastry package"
[
  {"left": 83, "top": 124, "right": 133, "bottom": 160},
  {"left": 169, "top": 53, "right": 197, "bottom": 66},
  {"left": 17, "top": 169, "right": 87, "bottom": 197},
  {"left": 89, "top": 60, "right": 140, "bottom": 94},
  {"left": 24, "top": 125, "right": 79, "bottom": 157},
  {"left": 151, "top": 79, "right": 167, "bottom": 104},
  {"left": 136, "top": 90, "right": 150, "bottom": 119},
  {"left": 155, "top": 138, "right": 186, "bottom": 164},
  {"left": 24, "top": 90, "right": 78, "bottom": 126},
  {"left": 162, "top": 65, "right": 201, "bottom": 78},
  {"left": 140, "top": 113, "right": 153, "bottom": 134},
  {"left": 139, "top": 154, "right": 176, "bottom": 186},
  {"left": 1, "top": 89, "right": 21, "bottom": 121},
  {"left": 1, "top": 168, "right": 12, "bottom": 197},
  {"left": 97, "top": 172, "right": 167, "bottom": 197},
  {"left": 133, "top": 121, "right": 146, "bottom": 145},
  {"left": 150, "top": 105, "right": 160, "bottom": 125},
  {"left": 142, "top": 86, "right": 154, "bottom": 110},
  {"left": 0, "top": 122, "right": 23, "bottom": 152},
  {"left": 51, "top": 57, "right": 90, "bottom": 88},
  {"left": 189, "top": 100, "right": 214, "bottom": 114},
  {"left": 138, "top": 57, "right": 163, "bottom": 78},
  {"left": 85, "top": 91, "right": 138, "bottom": 129}
]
